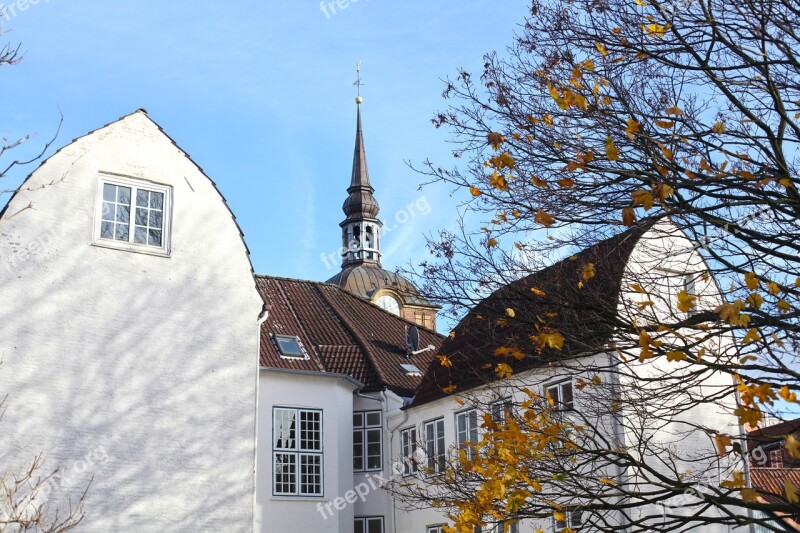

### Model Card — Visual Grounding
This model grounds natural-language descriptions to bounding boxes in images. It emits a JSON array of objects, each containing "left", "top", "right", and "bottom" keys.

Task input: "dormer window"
[
  {"left": 273, "top": 334, "right": 308, "bottom": 359},
  {"left": 94, "top": 175, "right": 171, "bottom": 256}
]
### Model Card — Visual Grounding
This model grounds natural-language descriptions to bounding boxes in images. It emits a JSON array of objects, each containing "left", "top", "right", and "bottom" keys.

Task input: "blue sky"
[{"left": 1, "top": 0, "right": 529, "bottom": 282}]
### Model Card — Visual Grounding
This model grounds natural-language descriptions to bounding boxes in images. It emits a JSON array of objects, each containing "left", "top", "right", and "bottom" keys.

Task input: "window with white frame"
[
  {"left": 491, "top": 398, "right": 513, "bottom": 425},
  {"left": 427, "top": 526, "right": 445, "bottom": 533},
  {"left": 354, "top": 516, "right": 384, "bottom": 533},
  {"left": 485, "top": 522, "right": 519, "bottom": 533},
  {"left": 97, "top": 178, "right": 171, "bottom": 253},
  {"left": 456, "top": 409, "right": 479, "bottom": 458},
  {"left": 273, "top": 407, "right": 322, "bottom": 496},
  {"left": 401, "top": 426, "right": 418, "bottom": 475},
  {"left": 554, "top": 509, "right": 583, "bottom": 531},
  {"left": 546, "top": 380, "right": 574, "bottom": 411},
  {"left": 354, "top": 411, "right": 382, "bottom": 471},
  {"left": 424, "top": 418, "right": 446, "bottom": 474},
  {"left": 273, "top": 334, "right": 308, "bottom": 359}
]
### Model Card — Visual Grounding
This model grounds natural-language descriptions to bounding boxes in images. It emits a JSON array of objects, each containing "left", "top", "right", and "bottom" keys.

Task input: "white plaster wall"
[
  {"left": 255, "top": 370, "right": 358, "bottom": 533},
  {"left": 0, "top": 111, "right": 263, "bottom": 531}
]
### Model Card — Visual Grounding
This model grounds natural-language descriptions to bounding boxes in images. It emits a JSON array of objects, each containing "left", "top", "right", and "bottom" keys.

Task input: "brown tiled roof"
[
  {"left": 411, "top": 224, "right": 650, "bottom": 407},
  {"left": 256, "top": 276, "right": 444, "bottom": 396},
  {"left": 750, "top": 467, "right": 800, "bottom": 528}
]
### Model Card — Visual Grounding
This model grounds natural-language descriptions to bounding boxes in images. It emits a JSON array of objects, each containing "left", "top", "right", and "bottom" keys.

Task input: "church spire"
[{"left": 340, "top": 64, "right": 382, "bottom": 267}]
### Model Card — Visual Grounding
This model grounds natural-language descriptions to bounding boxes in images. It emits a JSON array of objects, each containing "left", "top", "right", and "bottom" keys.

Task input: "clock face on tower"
[{"left": 375, "top": 294, "right": 401, "bottom": 316}]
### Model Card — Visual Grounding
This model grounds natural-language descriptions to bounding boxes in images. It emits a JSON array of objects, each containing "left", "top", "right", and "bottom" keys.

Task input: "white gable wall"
[{"left": 0, "top": 111, "right": 263, "bottom": 531}]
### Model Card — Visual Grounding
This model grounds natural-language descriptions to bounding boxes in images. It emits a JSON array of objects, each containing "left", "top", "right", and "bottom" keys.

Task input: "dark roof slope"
[
  {"left": 411, "top": 225, "right": 649, "bottom": 407},
  {"left": 257, "top": 276, "right": 444, "bottom": 396}
]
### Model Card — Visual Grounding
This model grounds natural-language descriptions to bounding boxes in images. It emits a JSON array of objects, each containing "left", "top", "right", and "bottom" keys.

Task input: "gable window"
[
  {"left": 424, "top": 418, "right": 446, "bottom": 474},
  {"left": 554, "top": 509, "right": 582, "bottom": 531},
  {"left": 273, "top": 334, "right": 308, "bottom": 359},
  {"left": 546, "top": 380, "right": 574, "bottom": 411},
  {"left": 401, "top": 426, "right": 418, "bottom": 475},
  {"left": 355, "top": 516, "right": 384, "bottom": 533},
  {"left": 456, "top": 409, "right": 479, "bottom": 458},
  {"left": 96, "top": 177, "right": 171, "bottom": 255},
  {"left": 273, "top": 407, "right": 322, "bottom": 496},
  {"left": 354, "top": 411, "right": 382, "bottom": 472},
  {"left": 768, "top": 448, "right": 784, "bottom": 468}
]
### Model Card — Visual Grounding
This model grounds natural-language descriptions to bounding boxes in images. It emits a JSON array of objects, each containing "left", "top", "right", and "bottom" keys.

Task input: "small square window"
[
  {"left": 274, "top": 335, "right": 308, "bottom": 359},
  {"left": 95, "top": 176, "right": 171, "bottom": 256}
]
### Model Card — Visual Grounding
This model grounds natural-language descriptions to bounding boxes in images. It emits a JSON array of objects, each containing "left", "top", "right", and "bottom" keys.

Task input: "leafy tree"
[{"left": 396, "top": 0, "right": 800, "bottom": 530}]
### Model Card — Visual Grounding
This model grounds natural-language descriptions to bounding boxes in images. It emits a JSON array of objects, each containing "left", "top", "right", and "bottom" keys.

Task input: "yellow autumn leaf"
[
  {"left": 599, "top": 477, "right": 617, "bottom": 486},
  {"left": 655, "top": 119, "right": 675, "bottom": 129},
  {"left": 740, "top": 488, "right": 758, "bottom": 503},
  {"left": 632, "top": 189, "right": 655, "bottom": 210},
  {"left": 469, "top": 186, "right": 483, "bottom": 197},
  {"left": 605, "top": 136, "right": 620, "bottom": 161},
  {"left": 630, "top": 283, "right": 646, "bottom": 293},
  {"left": 626, "top": 118, "right": 640, "bottom": 140},
  {"left": 442, "top": 384, "right": 458, "bottom": 394},
  {"left": 785, "top": 481, "right": 799, "bottom": 504},
  {"left": 535, "top": 211, "right": 556, "bottom": 227},
  {"left": 767, "top": 281, "right": 781, "bottom": 295},
  {"left": 779, "top": 386, "right": 798, "bottom": 403},
  {"left": 734, "top": 405, "right": 763, "bottom": 427},
  {"left": 715, "top": 434, "right": 732, "bottom": 457},
  {"left": 643, "top": 23, "right": 670, "bottom": 37},
  {"left": 495, "top": 363, "right": 514, "bottom": 379},
  {"left": 595, "top": 42, "right": 608, "bottom": 57},
  {"left": 488, "top": 238, "right": 498, "bottom": 247},
  {"left": 582, "top": 263, "right": 596, "bottom": 281},
  {"left": 622, "top": 207, "right": 636, "bottom": 226},
  {"left": 721, "top": 470, "right": 746, "bottom": 489},
  {"left": 665, "top": 105, "right": 684, "bottom": 116},
  {"left": 742, "top": 328, "right": 761, "bottom": 344},
  {"left": 677, "top": 289, "right": 697, "bottom": 313},
  {"left": 489, "top": 171, "right": 508, "bottom": 191},
  {"left": 438, "top": 355, "right": 453, "bottom": 368},
  {"left": 712, "top": 122, "right": 727, "bottom": 134},
  {"left": 745, "top": 272, "right": 760, "bottom": 290},
  {"left": 506, "top": 308, "right": 516, "bottom": 318},
  {"left": 666, "top": 350, "right": 687, "bottom": 363},
  {"left": 777, "top": 299, "right": 791, "bottom": 313},
  {"left": 786, "top": 435, "right": 800, "bottom": 459},
  {"left": 487, "top": 132, "right": 505, "bottom": 150},
  {"left": 557, "top": 177, "right": 576, "bottom": 189}
]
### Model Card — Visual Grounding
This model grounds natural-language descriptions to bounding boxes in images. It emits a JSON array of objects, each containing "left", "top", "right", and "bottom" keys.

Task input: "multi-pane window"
[
  {"left": 99, "top": 181, "right": 168, "bottom": 250},
  {"left": 354, "top": 411, "right": 382, "bottom": 472},
  {"left": 546, "top": 380, "right": 574, "bottom": 411},
  {"left": 401, "top": 426, "right": 418, "bottom": 475},
  {"left": 554, "top": 509, "right": 583, "bottom": 531},
  {"left": 424, "top": 418, "right": 446, "bottom": 474},
  {"left": 354, "top": 516, "right": 384, "bottom": 533},
  {"left": 456, "top": 409, "right": 479, "bottom": 458},
  {"left": 273, "top": 408, "right": 322, "bottom": 496},
  {"left": 491, "top": 398, "right": 513, "bottom": 425},
  {"left": 487, "top": 522, "right": 519, "bottom": 533},
  {"left": 769, "top": 448, "right": 784, "bottom": 468}
]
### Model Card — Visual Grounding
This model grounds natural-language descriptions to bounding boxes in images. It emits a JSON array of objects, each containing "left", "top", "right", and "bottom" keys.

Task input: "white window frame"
[
  {"left": 424, "top": 418, "right": 446, "bottom": 475},
  {"left": 456, "top": 409, "right": 480, "bottom": 458},
  {"left": 427, "top": 526, "right": 445, "bottom": 533},
  {"left": 491, "top": 398, "right": 513, "bottom": 425},
  {"left": 354, "top": 516, "right": 384, "bottom": 533},
  {"left": 93, "top": 174, "right": 172, "bottom": 257},
  {"left": 272, "top": 407, "right": 323, "bottom": 497},
  {"left": 546, "top": 380, "right": 575, "bottom": 411},
  {"left": 400, "top": 426, "right": 418, "bottom": 476},
  {"left": 554, "top": 509, "right": 583, "bottom": 531},
  {"left": 353, "top": 411, "right": 383, "bottom": 472}
]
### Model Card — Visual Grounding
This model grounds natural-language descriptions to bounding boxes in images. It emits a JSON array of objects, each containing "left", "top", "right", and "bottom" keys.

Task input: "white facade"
[{"left": 0, "top": 111, "right": 263, "bottom": 531}]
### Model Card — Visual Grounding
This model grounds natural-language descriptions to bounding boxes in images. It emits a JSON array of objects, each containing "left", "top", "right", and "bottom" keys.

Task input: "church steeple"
[{"left": 340, "top": 95, "right": 382, "bottom": 267}]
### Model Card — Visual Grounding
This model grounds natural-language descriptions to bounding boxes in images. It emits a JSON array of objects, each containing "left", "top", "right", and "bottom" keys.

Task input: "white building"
[
  {"left": 0, "top": 106, "right": 753, "bottom": 532},
  {"left": 0, "top": 110, "right": 264, "bottom": 531}
]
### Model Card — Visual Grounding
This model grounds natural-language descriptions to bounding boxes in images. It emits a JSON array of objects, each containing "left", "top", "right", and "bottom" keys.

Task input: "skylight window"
[
  {"left": 273, "top": 335, "right": 307, "bottom": 359},
  {"left": 400, "top": 363, "right": 422, "bottom": 377}
]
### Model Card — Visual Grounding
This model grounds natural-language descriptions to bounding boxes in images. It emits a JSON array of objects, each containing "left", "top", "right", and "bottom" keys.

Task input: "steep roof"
[
  {"left": 256, "top": 275, "right": 444, "bottom": 396},
  {"left": 411, "top": 224, "right": 649, "bottom": 407}
]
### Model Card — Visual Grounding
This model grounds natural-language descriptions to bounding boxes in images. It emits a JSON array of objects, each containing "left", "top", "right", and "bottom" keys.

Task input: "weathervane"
[{"left": 354, "top": 61, "right": 364, "bottom": 104}]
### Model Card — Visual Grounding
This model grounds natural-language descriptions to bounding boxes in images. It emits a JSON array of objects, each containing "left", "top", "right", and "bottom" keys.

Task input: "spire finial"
[{"left": 354, "top": 61, "right": 364, "bottom": 104}]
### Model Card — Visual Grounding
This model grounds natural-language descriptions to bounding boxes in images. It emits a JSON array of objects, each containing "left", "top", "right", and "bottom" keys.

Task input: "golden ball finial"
[{"left": 356, "top": 96, "right": 363, "bottom": 104}]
